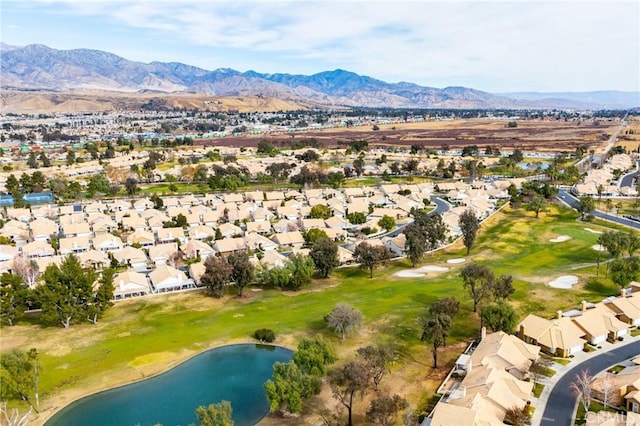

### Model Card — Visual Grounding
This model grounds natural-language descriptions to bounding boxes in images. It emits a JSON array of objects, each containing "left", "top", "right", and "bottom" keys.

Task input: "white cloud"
[{"left": 4, "top": 0, "right": 639, "bottom": 91}]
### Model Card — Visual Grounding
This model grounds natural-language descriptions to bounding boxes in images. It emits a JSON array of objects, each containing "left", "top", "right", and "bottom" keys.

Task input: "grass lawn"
[
  {"left": 533, "top": 383, "right": 545, "bottom": 398},
  {"left": 631, "top": 328, "right": 640, "bottom": 337},
  {"left": 0, "top": 203, "right": 628, "bottom": 420},
  {"left": 575, "top": 400, "right": 618, "bottom": 424},
  {"left": 607, "top": 365, "right": 626, "bottom": 374}
]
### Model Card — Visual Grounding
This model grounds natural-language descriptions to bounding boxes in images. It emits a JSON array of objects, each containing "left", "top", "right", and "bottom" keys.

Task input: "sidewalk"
[{"left": 530, "top": 334, "right": 640, "bottom": 426}]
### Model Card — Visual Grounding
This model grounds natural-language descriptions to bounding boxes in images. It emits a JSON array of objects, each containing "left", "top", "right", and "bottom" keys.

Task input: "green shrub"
[{"left": 254, "top": 328, "right": 275, "bottom": 343}]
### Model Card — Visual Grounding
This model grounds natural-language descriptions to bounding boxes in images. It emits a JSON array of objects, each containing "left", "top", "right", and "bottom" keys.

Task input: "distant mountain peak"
[{"left": 1, "top": 44, "right": 638, "bottom": 109}]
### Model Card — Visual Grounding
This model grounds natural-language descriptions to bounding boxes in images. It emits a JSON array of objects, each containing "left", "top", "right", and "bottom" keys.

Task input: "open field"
[
  {"left": 195, "top": 118, "right": 618, "bottom": 153},
  {"left": 0, "top": 203, "right": 627, "bottom": 425},
  {"left": 0, "top": 90, "right": 309, "bottom": 114}
]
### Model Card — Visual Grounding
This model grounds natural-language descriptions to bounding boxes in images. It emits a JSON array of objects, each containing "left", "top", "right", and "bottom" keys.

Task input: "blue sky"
[{"left": 2, "top": 0, "right": 639, "bottom": 93}]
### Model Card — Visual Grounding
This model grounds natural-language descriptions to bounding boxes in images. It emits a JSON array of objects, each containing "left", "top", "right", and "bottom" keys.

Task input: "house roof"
[
  {"left": 149, "top": 264, "right": 188, "bottom": 288},
  {"left": 113, "top": 270, "right": 150, "bottom": 296},
  {"left": 271, "top": 231, "right": 304, "bottom": 246},
  {"left": 213, "top": 237, "right": 247, "bottom": 253},
  {"left": 519, "top": 313, "right": 586, "bottom": 351}
]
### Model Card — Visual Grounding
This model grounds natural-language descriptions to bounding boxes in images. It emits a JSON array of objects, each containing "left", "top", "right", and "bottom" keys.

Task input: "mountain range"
[{"left": 1, "top": 44, "right": 638, "bottom": 110}]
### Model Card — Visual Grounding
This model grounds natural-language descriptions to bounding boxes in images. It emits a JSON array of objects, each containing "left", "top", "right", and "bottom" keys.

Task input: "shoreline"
[{"left": 35, "top": 340, "right": 295, "bottom": 426}]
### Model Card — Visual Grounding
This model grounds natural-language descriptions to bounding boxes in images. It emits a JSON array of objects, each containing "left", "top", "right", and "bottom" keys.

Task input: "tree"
[
  {"left": 265, "top": 336, "right": 335, "bottom": 414},
  {"left": 66, "top": 150, "right": 75, "bottom": 165},
  {"left": 150, "top": 193, "right": 164, "bottom": 210},
  {"left": 36, "top": 254, "right": 96, "bottom": 328},
  {"left": 493, "top": 274, "right": 515, "bottom": 300},
  {"left": 201, "top": 256, "right": 233, "bottom": 298},
  {"left": 304, "top": 228, "right": 329, "bottom": 245},
  {"left": 609, "top": 257, "right": 639, "bottom": 288},
  {"left": 419, "top": 311, "right": 451, "bottom": 368},
  {"left": 87, "top": 268, "right": 115, "bottom": 324},
  {"left": 293, "top": 335, "right": 337, "bottom": 376},
  {"left": 503, "top": 405, "right": 530, "bottom": 426},
  {"left": 195, "top": 401, "right": 234, "bottom": 426},
  {"left": 353, "top": 158, "right": 365, "bottom": 176},
  {"left": 429, "top": 296, "right": 460, "bottom": 319},
  {"left": 346, "top": 212, "right": 367, "bottom": 225},
  {"left": 0, "top": 401, "right": 32, "bottom": 426},
  {"left": 264, "top": 361, "right": 321, "bottom": 414},
  {"left": 125, "top": 177, "right": 138, "bottom": 196},
  {"left": 529, "top": 357, "right": 553, "bottom": 385},
  {"left": 357, "top": 345, "right": 396, "bottom": 390},
  {"left": 377, "top": 215, "right": 395, "bottom": 232},
  {"left": 0, "top": 349, "right": 39, "bottom": 411},
  {"left": 328, "top": 360, "right": 371, "bottom": 426},
  {"left": 527, "top": 195, "right": 546, "bottom": 218},
  {"left": 404, "top": 224, "right": 427, "bottom": 267},
  {"left": 354, "top": 242, "right": 391, "bottom": 278},
  {"left": 480, "top": 301, "right": 517, "bottom": 333},
  {"left": 285, "top": 253, "right": 314, "bottom": 290},
  {"left": 12, "top": 255, "right": 40, "bottom": 289},
  {"left": 459, "top": 209, "right": 480, "bottom": 255},
  {"left": 461, "top": 263, "right": 495, "bottom": 313},
  {"left": 326, "top": 303, "right": 363, "bottom": 340},
  {"left": 366, "top": 394, "right": 407, "bottom": 426},
  {"left": 227, "top": 252, "right": 254, "bottom": 297},
  {"left": 577, "top": 195, "right": 595, "bottom": 219},
  {"left": 570, "top": 370, "right": 592, "bottom": 414},
  {"left": 0, "top": 273, "right": 28, "bottom": 326},
  {"left": 310, "top": 238, "right": 339, "bottom": 278},
  {"left": 310, "top": 204, "right": 331, "bottom": 219},
  {"left": 38, "top": 152, "right": 51, "bottom": 168},
  {"left": 27, "top": 152, "right": 38, "bottom": 169}
]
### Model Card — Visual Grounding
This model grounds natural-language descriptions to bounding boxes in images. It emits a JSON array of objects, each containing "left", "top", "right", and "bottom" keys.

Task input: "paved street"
[
  {"left": 557, "top": 189, "right": 640, "bottom": 230},
  {"left": 537, "top": 338, "right": 640, "bottom": 426}
]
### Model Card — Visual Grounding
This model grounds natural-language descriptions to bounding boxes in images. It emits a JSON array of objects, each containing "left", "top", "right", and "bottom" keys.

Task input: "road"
[
  {"left": 557, "top": 189, "right": 640, "bottom": 230},
  {"left": 387, "top": 196, "right": 450, "bottom": 237},
  {"left": 540, "top": 339, "right": 640, "bottom": 426},
  {"left": 619, "top": 160, "right": 640, "bottom": 188}
]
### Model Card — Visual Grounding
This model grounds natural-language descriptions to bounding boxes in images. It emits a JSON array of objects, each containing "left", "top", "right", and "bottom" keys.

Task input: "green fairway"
[{"left": 1, "top": 203, "right": 631, "bottom": 417}]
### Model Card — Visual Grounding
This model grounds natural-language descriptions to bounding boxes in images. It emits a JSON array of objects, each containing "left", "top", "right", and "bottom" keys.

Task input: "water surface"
[{"left": 45, "top": 344, "right": 291, "bottom": 426}]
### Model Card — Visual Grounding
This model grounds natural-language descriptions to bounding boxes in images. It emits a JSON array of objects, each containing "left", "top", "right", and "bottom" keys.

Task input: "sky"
[{"left": 2, "top": 0, "right": 639, "bottom": 93}]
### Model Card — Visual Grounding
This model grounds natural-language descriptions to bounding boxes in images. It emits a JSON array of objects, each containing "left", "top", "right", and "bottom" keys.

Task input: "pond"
[{"left": 45, "top": 344, "right": 292, "bottom": 426}]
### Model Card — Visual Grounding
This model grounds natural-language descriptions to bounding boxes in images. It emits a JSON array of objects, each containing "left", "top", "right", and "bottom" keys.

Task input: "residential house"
[
  {"left": 252, "top": 250, "right": 288, "bottom": 269},
  {"left": 188, "top": 261, "right": 206, "bottom": 284},
  {"left": 121, "top": 214, "right": 147, "bottom": 231},
  {"left": 29, "top": 217, "right": 58, "bottom": 242},
  {"left": 59, "top": 236, "right": 91, "bottom": 255},
  {"left": 271, "top": 231, "right": 305, "bottom": 250},
  {"left": 149, "top": 264, "right": 194, "bottom": 293},
  {"left": 571, "top": 302, "right": 629, "bottom": 344},
  {"left": 0, "top": 245, "right": 18, "bottom": 263},
  {"left": 148, "top": 243, "right": 179, "bottom": 266},
  {"left": 78, "top": 250, "right": 110, "bottom": 270},
  {"left": 182, "top": 239, "right": 215, "bottom": 260},
  {"left": 22, "top": 240, "right": 55, "bottom": 258},
  {"left": 428, "top": 331, "right": 538, "bottom": 426},
  {"left": 218, "top": 222, "right": 243, "bottom": 238},
  {"left": 188, "top": 225, "right": 216, "bottom": 241},
  {"left": 111, "top": 246, "right": 148, "bottom": 270},
  {"left": 245, "top": 232, "right": 278, "bottom": 252},
  {"left": 92, "top": 233, "right": 124, "bottom": 252},
  {"left": 127, "top": 229, "right": 156, "bottom": 247},
  {"left": 604, "top": 291, "right": 640, "bottom": 326},
  {"left": 591, "top": 365, "right": 640, "bottom": 412},
  {"left": 518, "top": 313, "right": 586, "bottom": 357},
  {"left": 213, "top": 237, "right": 247, "bottom": 255},
  {"left": 113, "top": 270, "right": 151, "bottom": 299},
  {"left": 61, "top": 222, "right": 92, "bottom": 238},
  {"left": 383, "top": 234, "right": 407, "bottom": 257}
]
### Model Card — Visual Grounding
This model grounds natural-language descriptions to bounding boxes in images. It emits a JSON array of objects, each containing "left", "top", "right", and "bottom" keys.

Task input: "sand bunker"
[
  {"left": 394, "top": 265, "right": 450, "bottom": 278},
  {"left": 548, "top": 275, "right": 579, "bottom": 289},
  {"left": 592, "top": 244, "right": 607, "bottom": 251},
  {"left": 584, "top": 228, "right": 603, "bottom": 234},
  {"left": 550, "top": 235, "right": 571, "bottom": 243},
  {"left": 447, "top": 258, "right": 466, "bottom": 264}
]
